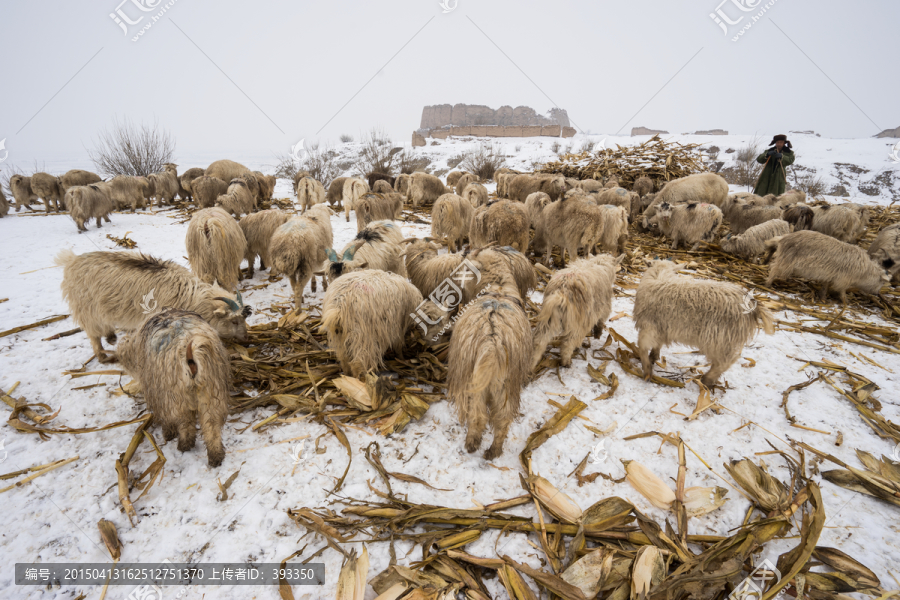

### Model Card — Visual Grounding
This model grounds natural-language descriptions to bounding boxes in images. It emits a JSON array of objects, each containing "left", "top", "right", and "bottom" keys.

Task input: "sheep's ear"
[
  {"left": 325, "top": 248, "right": 338, "bottom": 262},
  {"left": 358, "top": 262, "right": 369, "bottom": 269},
  {"left": 343, "top": 248, "right": 355, "bottom": 261}
]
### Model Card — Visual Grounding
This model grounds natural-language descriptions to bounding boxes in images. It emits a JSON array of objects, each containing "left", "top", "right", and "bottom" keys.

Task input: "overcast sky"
[{"left": 0, "top": 0, "right": 897, "bottom": 167}]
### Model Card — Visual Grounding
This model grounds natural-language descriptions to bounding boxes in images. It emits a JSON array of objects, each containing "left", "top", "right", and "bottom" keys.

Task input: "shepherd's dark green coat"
[{"left": 753, "top": 149, "right": 794, "bottom": 196}]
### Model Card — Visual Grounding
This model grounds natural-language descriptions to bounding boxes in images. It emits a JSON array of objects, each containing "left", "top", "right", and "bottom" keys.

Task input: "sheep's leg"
[
  {"left": 484, "top": 421, "right": 509, "bottom": 461},
  {"left": 162, "top": 422, "right": 178, "bottom": 442},
  {"left": 462, "top": 395, "right": 488, "bottom": 454},
  {"left": 176, "top": 419, "right": 197, "bottom": 452},
  {"left": 637, "top": 329, "right": 658, "bottom": 381},
  {"left": 104, "top": 214, "right": 111, "bottom": 223},
  {"left": 592, "top": 322, "right": 604, "bottom": 339},
  {"left": 558, "top": 335, "right": 579, "bottom": 368},
  {"left": 310, "top": 274, "right": 317, "bottom": 293},
  {"left": 89, "top": 334, "right": 117, "bottom": 363},
  {"left": 649, "top": 347, "right": 661, "bottom": 365},
  {"left": 838, "top": 289, "right": 848, "bottom": 305},
  {"left": 95, "top": 216, "right": 103, "bottom": 228},
  {"left": 245, "top": 255, "right": 255, "bottom": 279},
  {"left": 557, "top": 246, "right": 566, "bottom": 269},
  {"left": 199, "top": 391, "right": 226, "bottom": 468}
]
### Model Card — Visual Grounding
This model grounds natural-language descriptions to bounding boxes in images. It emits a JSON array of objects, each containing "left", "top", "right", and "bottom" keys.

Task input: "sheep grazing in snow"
[
  {"left": 778, "top": 189, "right": 806, "bottom": 205},
  {"left": 403, "top": 239, "right": 469, "bottom": 299},
  {"left": 325, "top": 220, "right": 406, "bottom": 283},
  {"left": 372, "top": 179, "right": 393, "bottom": 194},
  {"left": 720, "top": 219, "right": 791, "bottom": 260},
  {"left": 431, "top": 193, "right": 474, "bottom": 252},
  {"left": 292, "top": 170, "right": 311, "bottom": 195},
  {"left": 55, "top": 249, "right": 250, "bottom": 363},
  {"left": 577, "top": 179, "right": 605, "bottom": 194},
  {"left": 446, "top": 171, "right": 466, "bottom": 187},
  {"left": 531, "top": 253, "right": 622, "bottom": 369},
  {"left": 765, "top": 230, "right": 891, "bottom": 303},
  {"left": 342, "top": 177, "right": 369, "bottom": 222},
  {"left": 868, "top": 223, "right": 900, "bottom": 283},
  {"left": 596, "top": 205, "right": 629, "bottom": 254},
  {"left": 408, "top": 172, "right": 448, "bottom": 208},
  {"left": 447, "top": 278, "right": 532, "bottom": 460},
  {"left": 31, "top": 172, "right": 63, "bottom": 212},
  {"left": 205, "top": 159, "right": 250, "bottom": 183},
  {"left": 811, "top": 204, "right": 865, "bottom": 243},
  {"left": 215, "top": 179, "right": 254, "bottom": 217},
  {"left": 186, "top": 207, "right": 247, "bottom": 292},
  {"left": 296, "top": 176, "right": 327, "bottom": 213},
  {"left": 192, "top": 176, "right": 229, "bottom": 209},
  {"left": 355, "top": 192, "right": 403, "bottom": 232},
  {"left": 727, "top": 204, "right": 783, "bottom": 235},
  {"left": 466, "top": 246, "right": 536, "bottom": 303},
  {"left": 239, "top": 172, "right": 261, "bottom": 204},
  {"left": 0, "top": 187, "right": 8, "bottom": 218},
  {"left": 462, "top": 182, "right": 489, "bottom": 208},
  {"left": 604, "top": 177, "right": 619, "bottom": 188},
  {"left": 454, "top": 173, "right": 479, "bottom": 196},
  {"left": 642, "top": 192, "right": 695, "bottom": 231},
  {"left": 650, "top": 202, "right": 723, "bottom": 250},
  {"left": 239, "top": 209, "right": 292, "bottom": 278},
  {"left": 251, "top": 171, "right": 275, "bottom": 201},
  {"left": 9, "top": 174, "right": 39, "bottom": 212},
  {"left": 118, "top": 309, "right": 230, "bottom": 467},
  {"left": 367, "top": 172, "right": 395, "bottom": 190},
  {"left": 179, "top": 167, "right": 206, "bottom": 202},
  {"left": 495, "top": 172, "right": 518, "bottom": 198},
  {"left": 657, "top": 172, "right": 729, "bottom": 208},
  {"left": 394, "top": 173, "right": 411, "bottom": 196},
  {"left": 782, "top": 204, "right": 814, "bottom": 231},
  {"left": 59, "top": 169, "right": 102, "bottom": 196},
  {"left": 94, "top": 176, "right": 146, "bottom": 212},
  {"left": 470, "top": 200, "right": 530, "bottom": 254},
  {"left": 632, "top": 176, "right": 654, "bottom": 198},
  {"left": 148, "top": 170, "right": 178, "bottom": 206},
  {"left": 269, "top": 204, "right": 334, "bottom": 305},
  {"left": 631, "top": 191, "right": 656, "bottom": 224},
  {"left": 634, "top": 260, "right": 774, "bottom": 387},
  {"left": 596, "top": 186, "right": 638, "bottom": 215},
  {"left": 321, "top": 270, "right": 441, "bottom": 379},
  {"left": 524, "top": 191, "right": 551, "bottom": 226},
  {"left": 65, "top": 185, "right": 115, "bottom": 232},
  {"left": 508, "top": 174, "right": 565, "bottom": 202},
  {"left": 533, "top": 196, "right": 601, "bottom": 266}
]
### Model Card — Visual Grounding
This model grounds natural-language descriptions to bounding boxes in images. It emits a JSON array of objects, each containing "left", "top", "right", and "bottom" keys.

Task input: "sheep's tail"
[
  {"left": 754, "top": 305, "right": 775, "bottom": 335},
  {"left": 468, "top": 343, "right": 506, "bottom": 397},
  {"left": 320, "top": 305, "right": 342, "bottom": 338},
  {"left": 54, "top": 248, "right": 78, "bottom": 269},
  {"left": 188, "top": 337, "right": 228, "bottom": 466},
  {"left": 531, "top": 293, "right": 568, "bottom": 368}
]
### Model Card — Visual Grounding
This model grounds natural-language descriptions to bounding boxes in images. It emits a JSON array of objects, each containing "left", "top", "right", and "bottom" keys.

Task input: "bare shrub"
[
  {"left": 460, "top": 143, "right": 507, "bottom": 181},
  {"left": 88, "top": 117, "right": 176, "bottom": 177},
  {"left": 792, "top": 165, "right": 827, "bottom": 198},
  {"left": 515, "top": 144, "right": 523, "bottom": 152},
  {"left": 579, "top": 139, "right": 596, "bottom": 153},
  {"left": 340, "top": 134, "right": 354, "bottom": 143},
  {"left": 274, "top": 142, "right": 342, "bottom": 189},
  {"left": 446, "top": 154, "right": 466, "bottom": 169},
  {"left": 352, "top": 128, "right": 399, "bottom": 175},
  {"left": 721, "top": 135, "right": 764, "bottom": 191},
  {"left": 396, "top": 150, "right": 431, "bottom": 174},
  {"left": 550, "top": 141, "right": 561, "bottom": 154}
]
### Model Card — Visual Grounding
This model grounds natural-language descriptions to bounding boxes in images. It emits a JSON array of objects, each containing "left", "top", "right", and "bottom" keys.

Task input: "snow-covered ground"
[{"left": 1, "top": 134, "right": 899, "bottom": 599}]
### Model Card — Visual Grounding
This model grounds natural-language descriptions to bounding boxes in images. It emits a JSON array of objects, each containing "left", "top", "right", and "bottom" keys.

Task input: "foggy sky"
[{"left": 0, "top": 0, "right": 897, "bottom": 167}]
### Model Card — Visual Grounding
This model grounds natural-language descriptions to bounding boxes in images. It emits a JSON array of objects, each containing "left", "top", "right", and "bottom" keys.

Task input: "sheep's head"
[
  {"left": 655, "top": 202, "right": 673, "bottom": 227},
  {"left": 210, "top": 290, "right": 251, "bottom": 342},
  {"left": 410, "top": 299, "right": 450, "bottom": 344},
  {"left": 325, "top": 247, "right": 358, "bottom": 280}
]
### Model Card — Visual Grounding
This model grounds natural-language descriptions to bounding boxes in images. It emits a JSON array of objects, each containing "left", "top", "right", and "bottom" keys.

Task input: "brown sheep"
[
  {"left": 59, "top": 169, "right": 102, "bottom": 195},
  {"left": 0, "top": 187, "right": 8, "bottom": 218},
  {"left": 403, "top": 239, "right": 468, "bottom": 299},
  {"left": 446, "top": 171, "right": 466, "bottom": 187},
  {"left": 186, "top": 207, "right": 248, "bottom": 291},
  {"left": 524, "top": 191, "right": 551, "bottom": 227},
  {"left": 325, "top": 221, "right": 406, "bottom": 283},
  {"left": 596, "top": 187, "right": 637, "bottom": 215},
  {"left": 252, "top": 171, "right": 276, "bottom": 200},
  {"left": 632, "top": 176, "right": 654, "bottom": 198},
  {"left": 462, "top": 182, "right": 489, "bottom": 208},
  {"left": 766, "top": 230, "right": 891, "bottom": 303},
  {"left": 508, "top": 174, "right": 565, "bottom": 202},
  {"left": 31, "top": 172, "right": 63, "bottom": 212},
  {"left": 269, "top": 204, "right": 334, "bottom": 305},
  {"left": 65, "top": 185, "right": 115, "bottom": 232},
  {"left": 118, "top": 309, "right": 230, "bottom": 467},
  {"left": 868, "top": 223, "right": 900, "bottom": 283},
  {"left": 651, "top": 202, "right": 723, "bottom": 250},
  {"left": 180, "top": 167, "right": 207, "bottom": 201},
  {"left": 94, "top": 176, "right": 146, "bottom": 212},
  {"left": 342, "top": 177, "right": 369, "bottom": 222},
  {"left": 55, "top": 250, "right": 250, "bottom": 363},
  {"left": 9, "top": 174, "right": 39, "bottom": 212},
  {"left": 454, "top": 173, "right": 479, "bottom": 196},
  {"left": 531, "top": 254, "right": 622, "bottom": 369},
  {"left": 810, "top": 204, "right": 864, "bottom": 243},
  {"left": 372, "top": 179, "right": 393, "bottom": 194},
  {"left": 367, "top": 172, "right": 396, "bottom": 189},
  {"left": 782, "top": 205, "right": 814, "bottom": 230},
  {"left": 239, "top": 209, "right": 291, "bottom": 278},
  {"left": 595, "top": 205, "right": 629, "bottom": 254},
  {"left": 408, "top": 172, "right": 448, "bottom": 208},
  {"left": 205, "top": 159, "right": 250, "bottom": 183},
  {"left": 432, "top": 193, "right": 474, "bottom": 252},
  {"left": 192, "top": 176, "right": 229, "bottom": 209},
  {"left": 470, "top": 200, "right": 530, "bottom": 254},
  {"left": 296, "top": 176, "right": 326, "bottom": 213},
  {"left": 720, "top": 219, "right": 791, "bottom": 260},
  {"left": 355, "top": 192, "right": 403, "bottom": 232},
  {"left": 656, "top": 172, "right": 729, "bottom": 208},
  {"left": 240, "top": 172, "right": 261, "bottom": 204},
  {"left": 215, "top": 179, "right": 254, "bottom": 217},
  {"left": 634, "top": 261, "right": 774, "bottom": 386},
  {"left": 394, "top": 173, "right": 411, "bottom": 195},
  {"left": 727, "top": 204, "right": 783, "bottom": 235},
  {"left": 533, "top": 197, "right": 600, "bottom": 267},
  {"left": 447, "top": 279, "right": 532, "bottom": 460},
  {"left": 148, "top": 171, "right": 178, "bottom": 206},
  {"left": 292, "top": 170, "right": 312, "bottom": 195}
]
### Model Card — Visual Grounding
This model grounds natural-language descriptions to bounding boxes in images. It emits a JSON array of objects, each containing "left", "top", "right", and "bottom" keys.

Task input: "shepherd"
[{"left": 754, "top": 134, "right": 795, "bottom": 196}]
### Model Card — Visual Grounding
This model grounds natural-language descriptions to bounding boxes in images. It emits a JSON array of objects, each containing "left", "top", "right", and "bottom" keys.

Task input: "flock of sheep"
[{"left": 2, "top": 157, "right": 898, "bottom": 468}]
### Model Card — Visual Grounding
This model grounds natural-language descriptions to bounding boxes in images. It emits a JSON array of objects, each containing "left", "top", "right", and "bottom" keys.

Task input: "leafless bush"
[
  {"left": 550, "top": 141, "right": 561, "bottom": 154},
  {"left": 721, "top": 135, "right": 763, "bottom": 191},
  {"left": 396, "top": 150, "right": 431, "bottom": 174},
  {"left": 274, "top": 142, "right": 342, "bottom": 188},
  {"left": 340, "top": 134, "right": 354, "bottom": 143},
  {"left": 460, "top": 143, "right": 507, "bottom": 181},
  {"left": 792, "top": 165, "right": 827, "bottom": 198},
  {"left": 515, "top": 144, "right": 522, "bottom": 152},
  {"left": 88, "top": 117, "right": 176, "bottom": 177},
  {"left": 447, "top": 153, "right": 465, "bottom": 169},
  {"left": 579, "top": 139, "right": 597, "bottom": 153},
  {"left": 352, "top": 128, "right": 400, "bottom": 175}
]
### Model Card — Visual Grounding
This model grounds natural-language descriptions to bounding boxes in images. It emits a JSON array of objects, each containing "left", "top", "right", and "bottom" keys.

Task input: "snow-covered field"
[{"left": 1, "top": 134, "right": 899, "bottom": 599}]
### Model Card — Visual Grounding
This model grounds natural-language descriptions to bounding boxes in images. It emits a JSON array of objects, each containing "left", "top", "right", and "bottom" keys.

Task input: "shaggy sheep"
[
  {"left": 269, "top": 204, "right": 334, "bottom": 305},
  {"left": 508, "top": 174, "right": 566, "bottom": 202},
  {"left": 531, "top": 254, "right": 622, "bottom": 369},
  {"left": 810, "top": 204, "right": 864, "bottom": 243},
  {"left": 533, "top": 197, "right": 601, "bottom": 266},
  {"left": 240, "top": 172, "right": 261, "bottom": 204},
  {"left": 372, "top": 179, "right": 393, "bottom": 194},
  {"left": 0, "top": 188, "right": 8, "bottom": 218},
  {"left": 727, "top": 204, "right": 783, "bottom": 235},
  {"left": 180, "top": 167, "right": 206, "bottom": 201},
  {"left": 631, "top": 191, "right": 656, "bottom": 224},
  {"left": 118, "top": 309, "right": 230, "bottom": 467},
  {"left": 495, "top": 172, "right": 514, "bottom": 198},
  {"left": 408, "top": 172, "right": 448, "bottom": 208},
  {"left": 632, "top": 176, "right": 654, "bottom": 198},
  {"left": 215, "top": 179, "right": 254, "bottom": 217},
  {"left": 446, "top": 171, "right": 466, "bottom": 187},
  {"left": 470, "top": 200, "right": 530, "bottom": 254},
  {"left": 720, "top": 219, "right": 791, "bottom": 260},
  {"left": 524, "top": 191, "right": 551, "bottom": 226},
  {"left": 205, "top": 159, "right": 250, "bottom": 183},
  {"left": 650, "top": 202, "right": 723, "bottom": 250},
  {"left": 296, "top": 176, "right": 327, "bottom": 213},
  {"left": 596, "top": 205, "right": 629, "bottom": 254},
  {"left": 431, "top": 193, "right": 474, "bottom": 252},
  {"left": 367, "top": 172, "right": 396, "bottom": 189},
  {"left": 394, "top": 173, "right": 411, "bottom": 195},
  {"left": 252, "top": 171, "right": 276, "bottom": 200},
  {"left": 239, "top": 209, "right": 291, "bottom": 278},
  {"left": 596, "top": 187, "right": 638, "bottom": 215},
  {"left": 94, "top": 176, "right": 146, "bottom": 212},
  {"left": 342, "top": 177, "right": 369, "bottom": 222},
  {"left": 466, "top": 246, "right": 536, "bottom": 303},
  {"left": 634, "top": 260, "right": 774, "bottom": 386},
  {"left": 782, "top": 205, "right": 814, "bottom": 231},
  {"left": 325, "top": 220, "right": 406, "bottom": 283},
  {"left": 402, "top": 239, "right": 467, "bottom": 298},
  {"left": 59, "top": 169, "right": 102, "bottom": 195},
  {"left": 55, "top": 250, "right": 250, "bottom": 363},
  {"left": 65, "top": 185, "right": 115, "bottom": 232},
  {"left": 777, "top": 189, "right": 807, "bottom": 205},
  {"left": 455, "top": 173, "right": 479, "bottom": 196},
  {"left": 355, "top": 192, "right": 403, "bottom": 232},
  {"left": 192, "top": 176, "right": 229, "bottom": 209},
  {"left": 577, "top": 179, "right": 605, "bottom": 194},
  {"left": 31, "top": 172, "right": 63, "bottom": 212},
  {"left": 321, "top": 270, "right": 438, "bottom": 379},
  {"left": 447, "top": 279, "right": 532, "bottom": 460},
  {"left": 604, "top": 177, "right": 619, "bottom": 188},
  {"left": 765, "top": 230, "right": 891, "bottom": 303},
  {"left": 186, "top": 207, "right": 248, "bottom": 291},
  {"left": 462, "top": 182, "right": 489, "bottom": 208},
  {"left": 137, "top": 176, "right": 154, "bottom": 206},
  {"left": 292, "top": 170, "right": 312, "bottom": 195},
  {"left": 657, "top": 172, "right": 729, "bottom": 208},
  {"left": 9, "top": 174, "right": 38, "bottom": 212},
  {"left": 868, "top": 223, "right": 900, "bottom": 283},
  {"left": 148, "top": 171, "right": 178, "bottom": 206}
]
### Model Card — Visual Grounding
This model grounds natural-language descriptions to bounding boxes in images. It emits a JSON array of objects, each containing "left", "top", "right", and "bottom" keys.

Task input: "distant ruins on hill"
[{"left": 413, "top": 103, "right": 576, "bottom": 146}]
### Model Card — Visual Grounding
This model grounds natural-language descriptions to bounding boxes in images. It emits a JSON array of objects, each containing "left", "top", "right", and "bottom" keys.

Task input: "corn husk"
[
  {"left": 336, "top": 547, "right": 368, "bottom": 600},
  {"left": 372, "top": 582, "right": 408, "bottom": 600},
  {"left": 97, "top": 519, "right": 121, "bottom": 561},
  {"left": 630, "top": 546, "right": 664, "bottom": 600},
  {"left": 562, "top": 548, "right": 613, "bottom": 598},
  {"left": 624, "top": 461, "right": 675, "bottom": 510},
  {"left": 333, "top": 376, "right": 373, "bottom": 411},
  {"left": 529, "top": 474, "right": 583, "bottom": 524},
  {"left": 499, "top": 564, "right": 537, "bottom": 600},
  {"left": 724, "top": 459, "right": 791, "bottom": 513},
  {"left": 682, "top": 486, "right": 728, "bottom": 517}
]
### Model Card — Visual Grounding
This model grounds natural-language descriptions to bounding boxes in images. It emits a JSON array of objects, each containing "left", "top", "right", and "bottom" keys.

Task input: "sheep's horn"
[
  {"left": 214, "top": 297, "right": 240, "bottom": 311},
  {"left": 343, "top": 248, "right": 355, "bottom": 261},
  {"left": 235, "top": 290, "right": 243, "bottom": 306},
  {"left": 400, "top": 237, "right": 421, "bottom": 244},
  {"left": 325, "top": 248, "right": 339, "bottom": 262}
]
